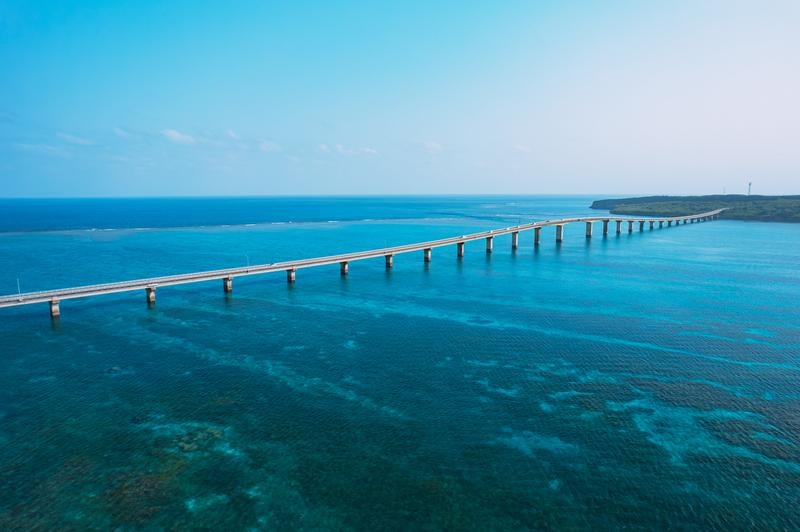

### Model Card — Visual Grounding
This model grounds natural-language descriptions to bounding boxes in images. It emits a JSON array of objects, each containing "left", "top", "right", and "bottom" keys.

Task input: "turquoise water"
[{"left": 1, "top": 196, "right": 799, "bottom": 529}]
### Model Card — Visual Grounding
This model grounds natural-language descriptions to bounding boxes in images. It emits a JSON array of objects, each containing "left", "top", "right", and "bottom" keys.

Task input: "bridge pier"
[
  {"left": 585, "top": 221, "right": 593, "bottom": 238},
  {"left": 659, "top": 221, "right": 663, "bottom": 228},
  {"left": 668, "top": 220, "right": 672, "bottom": 227},
  {"left": 555, "top": 224, "right": 564, "bottom": 243},
  {"left": 649, "top": 221, "right": 654, "bottom": 230},
  {"left": 628, "top": 221, "right": 634, "bottom": 233},
  {"left": 49, "top": 299, "right": 60, "bottom": 318},
  {"left": 424, "top": 248, "right": 432, "bottom": 262},
  {"left": 485, "top": 236, "right": 493, "bottom": 253},
  {"left": 457, "top": 242, "right": 465, "bottom": 257},
  {"left": 223, "top": 276, "right": 233, "bottom": 293},
  {"left": 511, "top": 232, "right": 519, "bottom": 249},
  {"left": 340, "top": 261, "right": 349, "bottom": 276},
  {"left": 534, "top": 227, "right": 541, "bottom": 246},
  {"left": 385, "top": 254, "right": 393, "bottom": 269},
  {"left": 287, "top": 268, "right": 296, "bottom": 283},
  {"left": 639, "top": 221, "right": 645, "bottom": 232},
  {"left": 616, "top": 220, "right": 622, "bottom": 234},
  {"left": 146, "top": 286, "right": 156, "bottom": 305},
  {"left": 603, "top": 219, "right": 609, "bottom": 236}
]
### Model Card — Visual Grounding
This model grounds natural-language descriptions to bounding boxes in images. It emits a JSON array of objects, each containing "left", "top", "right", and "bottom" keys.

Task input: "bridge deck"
[{"left": 0, "top": 210, "right": 724, "bottom": 310}]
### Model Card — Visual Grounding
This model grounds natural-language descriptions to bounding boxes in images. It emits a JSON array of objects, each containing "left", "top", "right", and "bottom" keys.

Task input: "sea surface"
[{"left": 0, "top": 196, "right": 798, "bottom": 530}]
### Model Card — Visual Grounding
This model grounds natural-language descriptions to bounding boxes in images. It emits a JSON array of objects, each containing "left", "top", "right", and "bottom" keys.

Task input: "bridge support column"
[
  {"left": 340, "top": 261, "right": 349, "bottom": 276},
  {"left": 639, "top": 221, "right": 645, "bottom": 232},
  {"left": 602, "top": 220, "right": 609, "bottom": 235},
  {"left": 385, "top": 254, "right": 393, "bottom": 269},
  {"left": 555, "top": 224, "right": 564, "bottom": 243},
  {"left": 534, "top": 227, "right": 541, "bottom": 246},
  {"left": 511, "top": 232, "right": 519, "bottom": 250},
  {"left": 628, "top": 221, "right": 634, "bottom": 233},
  {"left": 287, "top": 269, "right": 296, "bottom": 283},
  {"left": 616, "top": 220, "right": 622, "bottom": 234},
  {"left": 223, "top": 276, "right": 233, "bottom": 293},
  {"left": 659, "top": 221, "right": 663, "bottom": 228},
  {"left": 146, "top": 286, "right": 156, "bottom": 305},
  {"left": 485, "top": 236, "right": 493, "bottom": 253},
  {"left": 457, "top": 242, "right": 465, "bottom": 257},
  {"left": 424, "top": 248, "right": 432, "bottom": 263},
  {"left": 585, "top": 221, "right": 593, "bottom": 239},
  {"left": 668, "top": 220, "right": 672, "bottom": 227},
  {"left": 49, "top": 299, "right": 60, "bottom": 318},
  {"left": 649, "top": 221, "right": 654, "bottom": 230}
]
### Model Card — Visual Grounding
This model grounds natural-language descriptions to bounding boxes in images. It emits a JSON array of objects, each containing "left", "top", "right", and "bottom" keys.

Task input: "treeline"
[{"left": 590, "top": 195, "right": 800, "bottom": 223}]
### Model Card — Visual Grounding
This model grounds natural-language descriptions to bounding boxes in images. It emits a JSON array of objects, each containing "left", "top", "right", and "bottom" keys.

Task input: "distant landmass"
[{"left": 591, "top": 195, "right": 800, "bottom": 223}]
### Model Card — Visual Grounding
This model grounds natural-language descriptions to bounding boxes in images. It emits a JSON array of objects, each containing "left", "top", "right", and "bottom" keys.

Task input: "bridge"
[{"left": 0, "top": 210, "right": 724, "bottom": 317}]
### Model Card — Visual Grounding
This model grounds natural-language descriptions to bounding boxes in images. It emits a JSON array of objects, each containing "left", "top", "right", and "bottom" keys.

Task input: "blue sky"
[{"left": 1, "top": 1, "right": 798, "bottom": 196}]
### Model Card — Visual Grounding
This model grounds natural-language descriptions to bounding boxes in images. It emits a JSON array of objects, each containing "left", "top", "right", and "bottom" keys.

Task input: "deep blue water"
[
  {"left": 1, "top": 196, "right": 799, "bottom": 529},
  {"left": 0, "top": 196, "right": 593, "bottom": 233}
]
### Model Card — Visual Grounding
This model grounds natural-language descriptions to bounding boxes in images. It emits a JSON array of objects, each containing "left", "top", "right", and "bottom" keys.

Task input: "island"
[{"left": 591, "top": 195, "right": 800, "bottom": 223}]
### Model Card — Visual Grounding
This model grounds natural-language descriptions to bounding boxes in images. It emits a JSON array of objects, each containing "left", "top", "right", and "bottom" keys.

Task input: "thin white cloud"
[
  {"left": 423, "top": 141, "right": 443, "bottom": 154},
  {"left": 114, "top": 127, "right": 134, "bottom": 139},
  {"left": 162, "top": 129, "right": 195, "bottom": 144},
  {"left": 12, "top": 142, "right": 70, "bottom": 157},
  {"left": 514, "top": 144, "right": 532, "bottom": 154},
  {"left": 226, "top": 129, "right": 240, "bottom": 140},
  {"left": 321, "top": 143, "right": 378, "bottom": 156},
  {"left": 259, "top": 141, "right": 281, "bottom": 153},
  {"left": 57, "top": 132, "right": 94, "bottom": 145}
]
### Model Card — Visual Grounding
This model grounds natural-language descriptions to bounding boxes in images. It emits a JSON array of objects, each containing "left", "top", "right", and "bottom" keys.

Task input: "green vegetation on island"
[{"left": 591, "top": 195, "right": 800, "bottom": 223}]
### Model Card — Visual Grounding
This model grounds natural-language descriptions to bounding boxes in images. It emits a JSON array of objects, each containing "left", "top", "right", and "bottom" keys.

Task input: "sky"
[{"left": 1, "top": 0, "right": 798, "bottom": 197}]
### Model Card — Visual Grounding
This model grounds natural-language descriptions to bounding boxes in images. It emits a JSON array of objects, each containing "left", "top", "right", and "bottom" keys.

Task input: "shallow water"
[{"left": 1, "top": 196, "right": 799, "bottom": 529}]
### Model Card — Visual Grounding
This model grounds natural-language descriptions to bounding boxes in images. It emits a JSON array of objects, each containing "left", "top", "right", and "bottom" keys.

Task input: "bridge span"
[{"left": 0, "top": 209, "right": 724, "bottom": 317}]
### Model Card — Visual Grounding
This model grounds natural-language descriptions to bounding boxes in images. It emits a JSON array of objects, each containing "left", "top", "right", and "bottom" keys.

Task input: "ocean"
[{"left": 0, "top": 196, "right": 798, "bottom": 529}]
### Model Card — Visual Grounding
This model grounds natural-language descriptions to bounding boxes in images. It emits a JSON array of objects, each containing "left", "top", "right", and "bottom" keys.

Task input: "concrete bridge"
[{"left": 0, "top": 210, "right": 724, "bottom": 318}]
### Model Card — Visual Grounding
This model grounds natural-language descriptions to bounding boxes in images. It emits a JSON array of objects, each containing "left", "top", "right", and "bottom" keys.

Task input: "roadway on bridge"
[{"left": 0, "top": 209, "right": 724, "bottom": 312}]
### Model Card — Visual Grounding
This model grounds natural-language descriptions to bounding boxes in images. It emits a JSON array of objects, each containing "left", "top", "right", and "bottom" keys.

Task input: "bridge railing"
[{"left": 0, "top": 209, "right": 725, "bottom": 313}]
